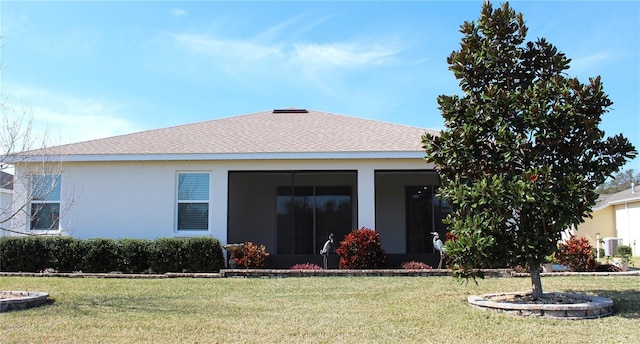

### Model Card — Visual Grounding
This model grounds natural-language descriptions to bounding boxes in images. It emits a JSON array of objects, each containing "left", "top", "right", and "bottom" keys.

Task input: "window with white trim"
[
  {"left": 30, "top": 175, "right": 61, "bottom": 231},
  {"left": 176, "top": 172, "right": 210, "bottom": 231}
]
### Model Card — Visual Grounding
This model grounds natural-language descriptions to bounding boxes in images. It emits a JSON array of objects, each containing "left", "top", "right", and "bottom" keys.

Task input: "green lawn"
[{"left": 2, "top": 275, "right": 639, "bottom": 343}]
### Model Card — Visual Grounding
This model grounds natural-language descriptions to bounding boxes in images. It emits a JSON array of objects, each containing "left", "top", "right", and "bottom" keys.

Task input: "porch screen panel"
[
  {"left": 314, "top": 186, "right": 352, "bottom": 254},
  {"left": 276, "top": 186, "right": 313, "bottom": 254},
  {"left": 406, "top": 185, "right": 451, "bottom": 253},
  {"left": 277, "top": 186, "right": 352, "bottom": 254},
  {"left": 406, "top": 186, "right": 434, "bottom": 253}
]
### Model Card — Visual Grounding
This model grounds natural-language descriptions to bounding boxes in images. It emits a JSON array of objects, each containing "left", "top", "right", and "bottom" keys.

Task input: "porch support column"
[
  {"left": 211, "top": 168, "right": 228, "bottom": 245},
  {"left": 357, "top": 167, "right": 376, "bottom": 230}
]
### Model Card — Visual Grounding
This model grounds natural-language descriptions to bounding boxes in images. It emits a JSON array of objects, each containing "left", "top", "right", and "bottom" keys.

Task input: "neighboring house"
[
  {"left": 9, "top": 109, "right": 450, "bottom": 267},
  {"left": 574, "top": 185, "right": 640, "bottom": 256},
  {"left": 0, "top": 171, "right": 13, "bottom": 232}
]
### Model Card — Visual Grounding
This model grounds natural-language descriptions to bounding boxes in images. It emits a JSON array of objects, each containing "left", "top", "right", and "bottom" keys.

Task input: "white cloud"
[
  {"left": 172, "top": 33, "right": 284, "bottom": 61},
  {"left": 169, "top": 32, "right": 404, "bottom": 80},
  {"left": 569, "top": 52, "right": 612, "bottom": 76},
  {"left": 172, "top": 9, "right": 187, "bottom": 17},
  {"left": 292, "top": 41, "right": 401, "bottom": 69}
]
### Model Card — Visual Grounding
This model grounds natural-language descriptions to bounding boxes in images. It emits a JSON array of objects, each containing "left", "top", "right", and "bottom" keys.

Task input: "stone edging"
[
  {"left": 1, "top": 269, "right": 637, "bottom": 279},
  {"left": 515, "top": 271, "right": 640, "bottom": 277},
  {"left": 467, "top": 292, "right": 614, "bottom": 319},
  {"left": 0, "top": 291, "right": 50, "bottom": 312}
]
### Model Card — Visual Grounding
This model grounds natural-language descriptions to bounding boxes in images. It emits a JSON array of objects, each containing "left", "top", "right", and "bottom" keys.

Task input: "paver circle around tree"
[
  {"left": 0, "top": 291, "right": 50, "bottom": 312},
  {"left": 467, "top": 292, "right": 614, "bottom": 320}
]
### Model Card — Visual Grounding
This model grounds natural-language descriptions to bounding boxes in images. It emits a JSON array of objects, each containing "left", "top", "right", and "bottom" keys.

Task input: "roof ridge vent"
[{"left": 273, "top": 108, "right": 308, "bottom": 114}]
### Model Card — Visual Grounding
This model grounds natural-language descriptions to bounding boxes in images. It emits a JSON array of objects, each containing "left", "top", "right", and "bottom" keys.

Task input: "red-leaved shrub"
[
  {"left": 401, "top": 261, "right": 432, "bottom": 270},
  {"left": 290, "top": 263, "right": 322, "bottom": 270},
  {"left": 234, "top": 242, "right": 269, "bottom": 268},
  {"left": 336, "top": 227, "right": 386, "bottom": 269},
  {"left": 555, "top": 236, "right": 596, "bottom": 272}
]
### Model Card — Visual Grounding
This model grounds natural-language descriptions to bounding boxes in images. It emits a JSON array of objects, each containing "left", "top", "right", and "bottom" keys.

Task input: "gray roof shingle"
[
  {"left": 40, "top": 109, "right": 438, "bottom": 158},
  {"left": 594, "top": 187, "right": 640, "bottom": 211}
]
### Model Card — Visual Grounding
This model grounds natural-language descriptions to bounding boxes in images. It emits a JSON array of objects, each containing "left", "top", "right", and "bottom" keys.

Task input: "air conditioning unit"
[{"left": 602, "top": 237, "right": 623, "bottom": 257}]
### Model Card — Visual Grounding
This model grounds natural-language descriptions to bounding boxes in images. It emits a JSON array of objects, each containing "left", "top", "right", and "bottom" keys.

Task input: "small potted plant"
[
  {"left": 611, "top": 245, "right": 632, "bottom": 272},
  {"left": 542, "top": 254, "right": 555, "bottom": 273}
]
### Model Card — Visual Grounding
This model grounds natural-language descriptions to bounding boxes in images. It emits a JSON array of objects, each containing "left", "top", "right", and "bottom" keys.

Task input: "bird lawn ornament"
[
  {"left": 431, "top": 232, "right": 446, "bottom": 269},
  {"left": 320, "top": 233, "right": 335, "bottom": 269}
]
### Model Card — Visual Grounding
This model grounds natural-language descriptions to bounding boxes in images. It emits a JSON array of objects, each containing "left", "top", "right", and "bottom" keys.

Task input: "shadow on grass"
[{"left": 565, "top": 289, "right": 640, "bottom": 319}]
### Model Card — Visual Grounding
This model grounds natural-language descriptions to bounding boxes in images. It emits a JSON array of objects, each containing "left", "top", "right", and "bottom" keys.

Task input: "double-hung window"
[
  {"left": 176, "top": 172, "right": 210, "bottom": 231},
  {"left": 30, "top": 175, "right": 61, "bottom": 231}
]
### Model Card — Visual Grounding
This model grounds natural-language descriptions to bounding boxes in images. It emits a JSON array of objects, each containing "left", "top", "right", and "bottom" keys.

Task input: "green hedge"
[{"left": 0, "top": 236, "right": 224, "bottom": 273}]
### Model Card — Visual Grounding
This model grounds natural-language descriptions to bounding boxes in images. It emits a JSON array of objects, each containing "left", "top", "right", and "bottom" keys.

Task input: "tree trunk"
[{"left": 530, "top": 267, "right": 544, "bottom": 299}]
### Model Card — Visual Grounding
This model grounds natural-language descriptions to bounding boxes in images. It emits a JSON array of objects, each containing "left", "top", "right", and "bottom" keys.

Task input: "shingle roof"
[
  {"left": 40, "top": 109, "right": 438, "bottom": 159},
  {"left": 594, "top": 187, "right": 640, "bottom": 211}
]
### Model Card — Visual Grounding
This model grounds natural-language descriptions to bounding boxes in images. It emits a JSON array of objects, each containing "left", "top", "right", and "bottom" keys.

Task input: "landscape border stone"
[
  {"left": 0, "top": 291, "right": 49, "bottom": 312},
  {"left": 467, "top": 292, "right": 614, "bottom": 319},
  {"left": 1, "top": 269, "right": 637, "bottom": 279}
]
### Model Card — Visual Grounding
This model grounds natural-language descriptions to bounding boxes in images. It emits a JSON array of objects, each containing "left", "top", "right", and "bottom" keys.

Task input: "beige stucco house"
[
  {"left": 574, "top": 186, "right": 640, "bottom": 256},
  {"left": 8, "top": 109, "right": 450, "bottom": 267}
]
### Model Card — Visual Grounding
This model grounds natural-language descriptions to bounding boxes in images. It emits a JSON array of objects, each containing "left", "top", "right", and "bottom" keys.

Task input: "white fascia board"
[
  {"left": 22, "top": 151, "right": 425, "bottom": 163},
  {"left": 592, "top": 196, "right": 640, "bottom": 212}
]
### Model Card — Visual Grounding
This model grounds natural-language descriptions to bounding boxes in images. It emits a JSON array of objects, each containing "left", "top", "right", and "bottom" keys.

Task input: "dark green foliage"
[
  {"left": 183, "top": 237, "right": 225, "bottom": 272},
  {"left": 45, "top": 236, "right": 83, "bottom": 272},
  {"left": 81, "top": 238, "right": 119, "bottom": 273},
  {"left": 116, "top": 238, "right": 152, "bottom": 273},
  {"left": 0, "top": 236, "right": 48, "bottom": 272},
  {"left": 422, "top": 2, "right": 636, "bottom": 296},
  {"left": 336, "top": 227, "right": 386, "bottom": 269},
  {"left": 616, "top": 245, "right": 632, "bottom": 257},
  {"left": 150, "top": 238, "right": 188, "bottom": 273},
  {"left": 150, "top": 237, "right": 224, "bottom": 273},
  {"left": 0, "top": 236, "right": 224, "bottom": 273}
]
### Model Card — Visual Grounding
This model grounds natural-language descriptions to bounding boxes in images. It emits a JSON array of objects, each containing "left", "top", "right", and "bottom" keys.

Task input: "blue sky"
[{"left": 2, "top": 1, "right": 639, "bottom": 171}]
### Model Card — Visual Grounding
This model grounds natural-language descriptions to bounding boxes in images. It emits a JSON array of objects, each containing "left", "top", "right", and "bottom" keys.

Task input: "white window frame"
[
  {"left": 175, "top": 171, "right": 211, "bottom": 232},
  {"left": 29, "top": 174, "right": 62, "bottom": 232}
]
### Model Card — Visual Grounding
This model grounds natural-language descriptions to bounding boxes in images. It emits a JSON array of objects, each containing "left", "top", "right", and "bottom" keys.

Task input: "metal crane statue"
[
  {"left": 320, "top": 233, "right": 335, "bottom": 269},
  {"left": 431, "top": 232, "right": 446, "bottom": 269}
]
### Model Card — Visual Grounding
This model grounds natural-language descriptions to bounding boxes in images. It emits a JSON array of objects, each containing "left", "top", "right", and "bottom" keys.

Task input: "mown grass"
[{"left": 1, "top": 275, "right": 639, "bottom": 343}]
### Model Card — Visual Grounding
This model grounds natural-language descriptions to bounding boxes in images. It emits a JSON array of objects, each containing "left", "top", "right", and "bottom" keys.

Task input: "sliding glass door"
[{"left": 277, "top": 186, "right": 352, "bottom": 254}]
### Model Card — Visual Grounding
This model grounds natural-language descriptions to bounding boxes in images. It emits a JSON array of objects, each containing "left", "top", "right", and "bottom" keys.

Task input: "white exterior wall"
[
  {"left": 0, "top": 188, "right": 12, "bottom": 233},
  {"left": 614, "top": 201, "right": 640, "bottom": 256},
  {"left": 12, "top": 158, "right": 434, "bottom": 244}
]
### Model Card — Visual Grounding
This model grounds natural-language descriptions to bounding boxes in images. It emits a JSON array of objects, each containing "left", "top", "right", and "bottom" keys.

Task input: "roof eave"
[
  {"left": 593, "top": 195, "right": 640, "bottom": 211},
  {"left": 17, "top": 151, "right": 426, "bottom": 163}
]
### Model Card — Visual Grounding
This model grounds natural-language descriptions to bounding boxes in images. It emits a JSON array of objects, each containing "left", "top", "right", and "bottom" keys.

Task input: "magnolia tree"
[{"left": 422, "top": 1, "right": 637, "bottom": 298}]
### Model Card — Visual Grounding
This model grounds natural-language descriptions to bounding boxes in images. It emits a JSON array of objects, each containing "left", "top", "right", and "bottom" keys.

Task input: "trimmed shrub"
[
  {"left": 401, "top": 261, "right": 432, "bottom": 270},
  {"left": 0, "top": 236, "right": 224, "bottom": 273},
  {"left": 617, "top": 245, "right": 632, "bottom": 257},
  {"left": 46, "top": 236, "right": 83, "bottom": 272},
  {"left": 0, "top": 236, "right": 46, "bottom": 272},
  {"left": 555, "top": 236, "right": 597, "bottom": 272},
  {"left": 291, "top": 263, "right": 322, "bottom": 270},
  {"left": 336, "top": 227, "right": 386, "bottom": 269},
  {"left": 234, "top": 242, "right": 269, "bottom": 268},
  {"left": 151, "top": 238, "right": 188, "bottom": 273},
  {"left": 82, "top": 238, "right": 119, "bottom": 273},
  {"left": 183, "top": 237, "right": 224, "bottom": 272},
  {"left": 116, "top": 238, "right": 152, "bottom": 273}
]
